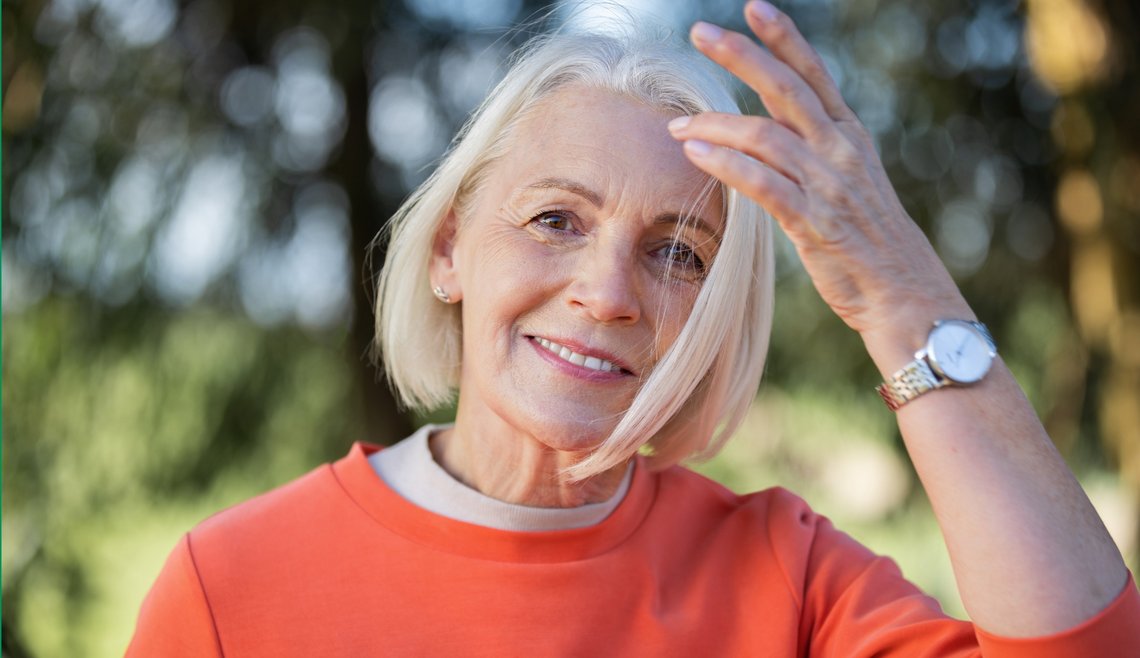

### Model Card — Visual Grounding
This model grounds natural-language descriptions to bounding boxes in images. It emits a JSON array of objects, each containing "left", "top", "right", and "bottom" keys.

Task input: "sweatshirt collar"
[{"left": 330, "top": 438, "right": 657, "bottom": 563}]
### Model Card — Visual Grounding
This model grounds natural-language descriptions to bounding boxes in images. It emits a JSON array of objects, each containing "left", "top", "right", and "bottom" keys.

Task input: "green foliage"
[{"left": 2, "top": 299, "right": 357, "bottom": 656}]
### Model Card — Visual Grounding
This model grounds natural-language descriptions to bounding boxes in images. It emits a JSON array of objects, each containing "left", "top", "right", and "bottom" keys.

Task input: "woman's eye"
[
  {"left": 659, "top": 242, "right": 705, "bottom": 272},
  {"left": 533, "top": 212, "right": 572, "bottom": 231}
]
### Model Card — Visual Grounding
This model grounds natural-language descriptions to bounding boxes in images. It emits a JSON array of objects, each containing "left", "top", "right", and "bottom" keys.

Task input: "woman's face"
[{"left": 434, "top": 85, "right": 723, "bottom": 452}]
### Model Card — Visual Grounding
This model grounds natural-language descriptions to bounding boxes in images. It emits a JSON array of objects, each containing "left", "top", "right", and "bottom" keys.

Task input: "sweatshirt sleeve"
[
  {"left": 766, "top": 488, "right": 1140, "bottom": 657},
  {"left": 973, "top": 574, "right": 1140, "bottom": 658},
  {"left": 125, "top": 534, "right": 223, "bottom": 658}
]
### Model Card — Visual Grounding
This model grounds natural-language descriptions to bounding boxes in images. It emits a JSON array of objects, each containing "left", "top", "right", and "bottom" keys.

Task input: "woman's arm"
[{"left": 669, "top": 0, "right": 1129, "bottom": 637}]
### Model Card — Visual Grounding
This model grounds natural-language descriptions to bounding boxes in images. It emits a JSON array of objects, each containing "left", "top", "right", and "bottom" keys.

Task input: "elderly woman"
[{"left": 128, "top": 3, "right": 1139, "bottom": 656}]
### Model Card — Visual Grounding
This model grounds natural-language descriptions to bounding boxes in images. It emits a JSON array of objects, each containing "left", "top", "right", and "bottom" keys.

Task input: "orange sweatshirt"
[{"left": 127, "top": 442, "right": 1140, "bottom": 656}]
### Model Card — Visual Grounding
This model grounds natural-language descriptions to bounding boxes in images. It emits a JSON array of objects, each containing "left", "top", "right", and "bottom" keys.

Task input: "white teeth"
[{"left": 533, "top": 337, "right": 619, "bottom": 372}]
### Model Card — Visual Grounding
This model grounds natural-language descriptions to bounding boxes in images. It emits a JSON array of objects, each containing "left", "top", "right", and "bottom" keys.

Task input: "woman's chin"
[
  {"left": 505, "top": 407, "right": 621, "bottom": 456},
  {"left": 460, "top": 377, "right": 632, "bottom": 456}
]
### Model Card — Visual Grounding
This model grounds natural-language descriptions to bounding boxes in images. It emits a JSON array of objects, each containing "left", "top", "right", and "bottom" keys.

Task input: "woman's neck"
[{"left": 430, "top": 409, "right": 629, "bottom": 508}]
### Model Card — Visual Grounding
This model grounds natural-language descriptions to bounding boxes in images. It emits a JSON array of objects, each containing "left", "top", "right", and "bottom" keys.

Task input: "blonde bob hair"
[{"left": 376, "top": 27, "right": 774, "bottom": 481}]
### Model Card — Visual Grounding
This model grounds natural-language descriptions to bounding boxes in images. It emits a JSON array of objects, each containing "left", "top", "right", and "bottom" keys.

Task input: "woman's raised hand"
[
  {"left": 669, "top": 1, "right": 972, "bottom": 356},
  {"left": 671, "top": 4, "right": 1136, "bottom": 638}
]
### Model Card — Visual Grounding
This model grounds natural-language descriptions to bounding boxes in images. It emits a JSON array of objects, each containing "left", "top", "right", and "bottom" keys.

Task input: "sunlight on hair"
[{"left": 556, "top": 0, "right": 693, "bottom": 36}]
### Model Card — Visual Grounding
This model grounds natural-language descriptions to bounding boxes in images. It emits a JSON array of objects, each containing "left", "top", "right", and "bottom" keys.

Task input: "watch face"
[{"left": 927, "top": 321, "right": 994, "bottom": 383}]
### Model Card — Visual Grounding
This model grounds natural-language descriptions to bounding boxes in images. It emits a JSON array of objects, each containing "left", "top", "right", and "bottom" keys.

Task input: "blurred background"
[{"left": 3, "top": 0, "right": 1138, "bottom": 654}]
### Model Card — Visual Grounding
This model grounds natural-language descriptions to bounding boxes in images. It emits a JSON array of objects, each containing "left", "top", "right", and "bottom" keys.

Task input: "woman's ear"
[{"left": 428, "top": 209, "right": 462, "bottom": 303}]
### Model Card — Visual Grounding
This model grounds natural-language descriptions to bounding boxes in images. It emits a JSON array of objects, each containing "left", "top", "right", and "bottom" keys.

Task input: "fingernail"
[
  {"left": 668, "top": 116, "right": 690, "bottom": 133},
  {"left": 748, "top": 0, "right": 778, "bottom": 22},
  {"left": 684, "top": 140, "right": 713, "bottom": 157},
  {"left": 691, "top": 21, "right": 723, "bottom": 44}
]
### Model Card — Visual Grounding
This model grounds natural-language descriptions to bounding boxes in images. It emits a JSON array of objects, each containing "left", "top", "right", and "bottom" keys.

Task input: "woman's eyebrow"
[
  {"left": 521, "top": 177, "right": 720, "bottom": 238},
  {"left": 654, "top": 213, "right": 721, "bottom": 240},
  {"left": 524, "top": 177, "right": 604, "bottom": 207}
]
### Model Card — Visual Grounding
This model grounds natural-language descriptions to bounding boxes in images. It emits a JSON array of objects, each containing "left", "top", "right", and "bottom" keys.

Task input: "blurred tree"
[
  {"left": 1025, "top": 0, "right": 1140, "bottom": 517},
  {"left": 2, "top": 0, "right": 1137, "bottom": 655}
]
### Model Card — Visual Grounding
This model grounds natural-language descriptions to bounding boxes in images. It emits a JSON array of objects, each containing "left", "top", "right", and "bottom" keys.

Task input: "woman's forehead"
[
  {"left": 516, "top": 86, "right": 684, "bottom": 166},
  {"left": 491, "top": 86, "right": 722, "bottom": 220}
]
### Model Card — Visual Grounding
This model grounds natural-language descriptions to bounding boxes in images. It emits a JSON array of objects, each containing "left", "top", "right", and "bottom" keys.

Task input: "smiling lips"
[{"left": 532, "top": 337, "right": 626, "bottom": 374}]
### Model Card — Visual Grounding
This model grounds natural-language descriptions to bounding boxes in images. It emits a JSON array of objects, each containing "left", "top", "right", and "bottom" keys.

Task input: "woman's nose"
[{"left": 566, "top": 242, "right": 641, "bottom": 325}]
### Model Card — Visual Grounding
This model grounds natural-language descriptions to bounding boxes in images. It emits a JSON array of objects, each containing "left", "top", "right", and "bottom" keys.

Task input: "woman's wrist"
[{"left": 858, "top": 299, "right": 977, "bottom": 381}]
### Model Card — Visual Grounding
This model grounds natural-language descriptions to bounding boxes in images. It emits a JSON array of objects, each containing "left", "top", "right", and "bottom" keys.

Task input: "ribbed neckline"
[
  {"left": 368, "top": 425, "right": 634, "bottom": 532},
  {"left": 330, "top": 441, "right": 657, "bottom": 563}
]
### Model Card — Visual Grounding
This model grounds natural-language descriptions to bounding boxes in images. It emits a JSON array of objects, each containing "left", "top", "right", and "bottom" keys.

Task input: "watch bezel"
[{"left": 924, "top": 320, "right": 996, "bottom": 384}]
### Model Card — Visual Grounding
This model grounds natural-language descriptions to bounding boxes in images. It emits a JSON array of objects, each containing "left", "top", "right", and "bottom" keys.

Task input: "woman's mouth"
[{"left": 528, "top": 336, "right": 632, "bottom": 375}]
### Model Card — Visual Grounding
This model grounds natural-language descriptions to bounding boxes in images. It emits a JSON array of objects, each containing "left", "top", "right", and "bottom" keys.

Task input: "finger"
[
  {"left": 690, "top": 21, "right": 833, "bottom": 142},
  {"left": 668, "top": 112, "right": 817, "bottom": 185},
  {"left": 680, "top": 139, "right": 810, "bottom": 235},
  {"left": 744, "top": 1, "right": 854, "bottom": 122}
]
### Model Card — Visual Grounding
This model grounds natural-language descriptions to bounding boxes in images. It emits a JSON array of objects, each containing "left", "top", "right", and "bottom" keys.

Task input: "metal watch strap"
[
  {"left": 875, "top": 320, "right": 995, "bottom": 411},
  {"left": 876, "top": 358, "right": 943, "bottom": 411}
]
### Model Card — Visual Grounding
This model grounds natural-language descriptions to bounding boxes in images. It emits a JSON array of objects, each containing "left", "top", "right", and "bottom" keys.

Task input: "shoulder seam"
[
  {"left": 185, "top": 532, "right": 227, "bottom": 657},
  {"left": 766, "top": 489, "right": 807, "bottom": 616}
]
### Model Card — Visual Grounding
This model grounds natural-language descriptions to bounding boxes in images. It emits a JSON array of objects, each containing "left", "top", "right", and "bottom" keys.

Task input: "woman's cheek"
[{"left": 647, "top": 275, "right": 702, "bottom": 352}]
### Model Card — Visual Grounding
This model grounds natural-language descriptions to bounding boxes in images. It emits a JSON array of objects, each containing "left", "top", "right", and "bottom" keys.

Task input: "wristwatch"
[{"left": 876, "top": 320, "right": 997, "bottom": 411}]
